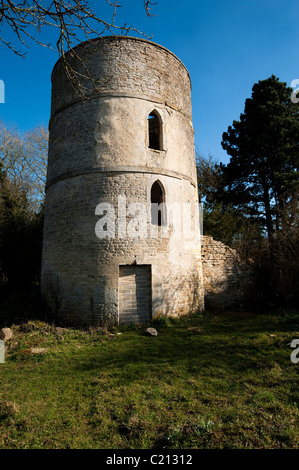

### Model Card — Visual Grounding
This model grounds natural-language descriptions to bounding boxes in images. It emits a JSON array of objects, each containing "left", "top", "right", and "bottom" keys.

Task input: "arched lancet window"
[
  {"left": 151, "top": 180, "right": 166, "bottom": 226},
  {"left": 148, "top": 111, "right": 162, "bottom": 150}
]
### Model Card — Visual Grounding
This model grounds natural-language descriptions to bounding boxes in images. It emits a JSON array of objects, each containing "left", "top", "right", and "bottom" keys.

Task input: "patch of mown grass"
[{"left": 0, "top": 310, "right": 298, "bottom": 448}]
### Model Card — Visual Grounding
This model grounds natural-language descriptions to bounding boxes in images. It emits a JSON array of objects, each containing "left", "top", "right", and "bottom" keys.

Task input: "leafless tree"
[
  {"left": 0, "top": 120, "right": 48, "bottom": 209},
  {"left": 0, "top": 1, "right": 156, "bottom": 95},
  {"left": 195, "top": 152, "right": 224, "bottom": 204}
]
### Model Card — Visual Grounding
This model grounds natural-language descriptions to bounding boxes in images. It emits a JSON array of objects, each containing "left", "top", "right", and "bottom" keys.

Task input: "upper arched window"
[
  {"left": 148, "top": 111, "right": 162, "bottom": 150},
  {"left": 151, "top": 180, "right": 165, "bottom": 226}
]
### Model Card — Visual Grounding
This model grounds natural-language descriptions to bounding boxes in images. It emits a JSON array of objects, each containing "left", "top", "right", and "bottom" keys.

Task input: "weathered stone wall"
[
  {"left": 42, "top": 172, "right": 203, "bottom": 325},
  {"left": 201, "top": 236, "right": 254, "bottom": 309},
  {"left": 41, "top": 36, "right": 204, "bottom": 326},
  {"left": 48, "top": 36, "right": 196, "bottom": 185},
  {"left": 50, "top": 36, "right": 192, "bottom": 120}
]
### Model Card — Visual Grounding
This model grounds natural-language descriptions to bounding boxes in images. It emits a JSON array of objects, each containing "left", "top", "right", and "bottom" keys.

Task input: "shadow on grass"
[{"left": 72, "top": 311, "right": 294, "bottom": 385}]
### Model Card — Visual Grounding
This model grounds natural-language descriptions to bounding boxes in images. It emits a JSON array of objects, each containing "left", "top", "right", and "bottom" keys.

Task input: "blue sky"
[{"left": 0, "top": 0, "right": 298, "bottom": 163}]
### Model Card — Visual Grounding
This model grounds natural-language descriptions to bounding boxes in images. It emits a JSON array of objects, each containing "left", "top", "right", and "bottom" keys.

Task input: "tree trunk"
[{"left": 262, "top": 179, "right": 274, "bottom": 256}]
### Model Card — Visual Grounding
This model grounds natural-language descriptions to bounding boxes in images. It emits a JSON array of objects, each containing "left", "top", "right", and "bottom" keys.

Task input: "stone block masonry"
[
  {"left": 119, "top": 265, "right": 152, "bottom": 324},
  {"left": 41, "top": 36, "right": 204, "bottom": 326},
  {"left": 201, "top": 236, "right": 254, "bottom": 309}
]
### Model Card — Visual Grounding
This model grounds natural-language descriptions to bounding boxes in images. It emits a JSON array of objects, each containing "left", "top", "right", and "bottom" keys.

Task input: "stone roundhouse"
[{"left": 41, "top": 36, "right": 205, "bottom": 326}]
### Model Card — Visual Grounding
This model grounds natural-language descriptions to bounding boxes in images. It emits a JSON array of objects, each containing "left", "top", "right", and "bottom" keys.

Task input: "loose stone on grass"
[
  {"left": 0, "top": 328, "right": 13, "bottom": 342},
  {"left": 30, "top": 348, "right": 48, "bottom": 354},
  {"left": 145, "top": 328, "right": 158, "bottom": 336}
]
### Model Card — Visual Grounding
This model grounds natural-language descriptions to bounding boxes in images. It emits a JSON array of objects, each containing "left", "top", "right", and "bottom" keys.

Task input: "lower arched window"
[{"left": 151, "top": 181, "right": 165, "bottom": 226}]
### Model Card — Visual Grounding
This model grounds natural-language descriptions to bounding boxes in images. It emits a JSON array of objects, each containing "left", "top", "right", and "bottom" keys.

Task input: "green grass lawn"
[{"left": 0, "top": 309, "right": 298, "bottom": 449}]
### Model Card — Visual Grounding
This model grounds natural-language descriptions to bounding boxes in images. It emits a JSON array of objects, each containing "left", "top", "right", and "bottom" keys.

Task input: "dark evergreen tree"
[{"left": 221, "top": 75, "right": 299, "bottom": 243}]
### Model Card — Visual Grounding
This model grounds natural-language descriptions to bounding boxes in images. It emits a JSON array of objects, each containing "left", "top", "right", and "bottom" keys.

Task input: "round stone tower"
[{"left": 41, "top": 36, "right": 204, "bottom": 326}]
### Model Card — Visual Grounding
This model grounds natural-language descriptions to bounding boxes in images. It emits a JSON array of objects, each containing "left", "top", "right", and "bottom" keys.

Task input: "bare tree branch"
[
  {"left": 144, "top": 0, "right": 157, "bottom": 17},
  {"left": 0, "top": 1, "right": 156, "bottom": 95},
  {"left": 0, "top": 121, "right": 48, "bottom": 209}
]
